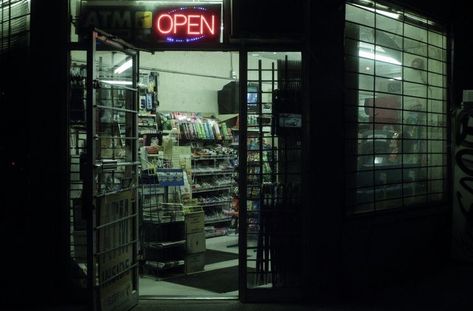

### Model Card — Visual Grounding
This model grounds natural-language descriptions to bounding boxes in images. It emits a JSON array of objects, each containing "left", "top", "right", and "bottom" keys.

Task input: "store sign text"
[{"left": 154, "top": 7, "right": 221, "bottom": 43}]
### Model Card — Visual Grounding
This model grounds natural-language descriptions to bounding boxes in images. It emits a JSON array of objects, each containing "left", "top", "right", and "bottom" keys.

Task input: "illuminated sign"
[
  {"left": 154, "top": 6, "right": 221, "bottom": 43},
  {"left": 78, "top": 4, "right": 223, "bottom": 46}
]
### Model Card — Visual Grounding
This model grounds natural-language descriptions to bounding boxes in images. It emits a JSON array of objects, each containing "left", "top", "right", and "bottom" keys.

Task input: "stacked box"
[{"left": 184, "top": 209, "right": 206, "bottom": 274}]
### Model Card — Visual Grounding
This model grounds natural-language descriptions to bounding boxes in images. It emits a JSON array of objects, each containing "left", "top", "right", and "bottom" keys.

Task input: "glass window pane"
[
  {"left": 429, "top": 166, "right": 445, "bottom": 180},
  {"left": 429, "top": 99, "right": 445, "bottom": 113},
  {"left": 376, "top": 76, "right": 402, "bottom": 94},
  {"left": 346, "top": 22, "right": 375, "bottom": 43},
  {"left": 376, "top": 14, "right": 402, "bottom": 35},
  {"left": 429, "top": 86, "right": 445, "bottom": 100},
  {"left": 404, "top": 67, "right": 427, "bottom": 84},
  {"left": 404, "top": 81, "right": 427, "bottom": 98},
  {"left": 404, "top": 53, "right": 427, "bottom": 70},
  {"left": 404, "top": 37, "right": 427, "bottom": 56},
  {"left": 427, "top": 126, "right": 446, "bottom": 140},
  {"left": 428, "top": 58, "right": 445, "bottom": 74},
  {"left": 428, "top": 45, "right": 446, "bottom": 62},
  {"left": 404, "top": 96, "right": 427, "bottom": 111},
  {"left": 427, "top": 153, "right": 446, "bottom": 166},
  {"left": 404, "top": 111, "right": 426, "bottom": 125},
  {"left": 428, "top": 140, "right": 446, "bottom": 153},
  {"left": 376, "top": 45, "right": 402, "bottom": 65},
  {"left": 346, "top": 73, "right": 374, "bottom": 90},
  {"left": 427, "top": 113, "right": 446, "bottom": 127},
  {"left": 375, "top": 30, "right": 402, "bottom": 50},
  {"left": 404, "top": 125, "right": 428, "bottom": 139},
  {"left": 346, "top": 4, "right": 375, "bottom": 27},
  {"left": 428, "top": 72, "right": 445, "bottom": 87},
  {"left": 345, "top": 38, "right": 362, "bottom": 56},
  {"left": 375, "top": 61, "right": 401, "bottom": 78},
  {"left": 404, "top": 23, "right": 427, "bottom": 43},
  {"left": 428, "top": 31, "right": 443, "bottom": 48},
  {"left": 346, "top": 55, "right": 375, "bottom": 74}
]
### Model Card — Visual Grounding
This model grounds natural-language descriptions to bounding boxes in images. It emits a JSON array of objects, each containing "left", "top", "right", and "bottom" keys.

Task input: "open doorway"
[
  {"left": 137, "top": 51, "right": 241, "bottom": 297},
  {"left": 67, "top": 48, "right": 304, "bottom": 301}
]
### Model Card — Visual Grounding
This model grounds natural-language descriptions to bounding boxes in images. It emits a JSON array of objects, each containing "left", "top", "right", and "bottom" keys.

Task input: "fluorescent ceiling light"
[
  {"left": 114, "top": 59, "right": 133, "bottom": 74},
  {"left": 353, "top": 4, "right": 400, "bottom": 19},
  {"left": 101, "top": 80, "right": 132, "bottom": 85},
  {"left": 359, "top": 50, "right": 401, "bottom": 65}
]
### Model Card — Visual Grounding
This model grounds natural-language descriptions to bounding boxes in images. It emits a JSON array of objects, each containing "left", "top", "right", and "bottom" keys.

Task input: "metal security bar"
[
  {"left": 344, "top": 0, "right": 448, "bottom": 214},
  {"left": 244, "top": 52, "right": 303, "bottom": 291},
  {"left": 82, "top": 30, "right": 139, "bottom": 311},
  {"left": 0, "top": 0, "right": 30, "bottom": 52}
]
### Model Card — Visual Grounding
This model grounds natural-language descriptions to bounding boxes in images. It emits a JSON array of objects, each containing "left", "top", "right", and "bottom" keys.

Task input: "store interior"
[
  {"left": 138, "top": 50, "right": 241, "bottom": 297},
  {"left": 69, "top": 49, "right": 302, "bottom": 297}
]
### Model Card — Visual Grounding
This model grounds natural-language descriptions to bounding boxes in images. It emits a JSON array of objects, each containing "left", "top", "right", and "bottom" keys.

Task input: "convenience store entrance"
[
  {"left": 135, "top": 50, "right": 303, "bottom": 300},
  {"left": 69, "top": 40, "right": 304, "bottom": 304}
]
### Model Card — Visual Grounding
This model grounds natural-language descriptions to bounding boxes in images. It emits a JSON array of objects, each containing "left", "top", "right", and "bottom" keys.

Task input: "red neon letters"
[
  {"left": 157, "top": 14, "right": 215, "bottom": 35},
  {"left": 154, "top": 7, "right": 220, "bottom": 43}
]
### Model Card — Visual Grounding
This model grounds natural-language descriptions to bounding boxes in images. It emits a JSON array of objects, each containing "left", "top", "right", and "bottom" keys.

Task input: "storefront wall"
[{"left": 4, "top": 0, "right": 473, "bottom": 308}]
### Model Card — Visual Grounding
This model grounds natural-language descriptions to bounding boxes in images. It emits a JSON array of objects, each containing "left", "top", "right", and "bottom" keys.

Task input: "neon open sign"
[{"left": 154, "top": 6, "right": 221, "bottom": 43}]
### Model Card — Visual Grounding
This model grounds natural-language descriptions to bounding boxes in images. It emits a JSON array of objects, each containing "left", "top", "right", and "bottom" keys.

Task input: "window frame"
[{"left": 344, "top": 0, "right": 451, "bottom": 215}]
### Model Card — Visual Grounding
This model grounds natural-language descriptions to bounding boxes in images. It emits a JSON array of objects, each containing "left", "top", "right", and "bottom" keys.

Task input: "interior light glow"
[
  {"left": 114, "top": 59, "right": 133, "bottom": 74},
  {"left": 359, "top": 50, "right": 401, "bottom": 65},
  {"left": 353, "top": 4, "right": 400, "bottom": 19},
  {"left": 100, "top": 80, "right": 133, "bottom": 85}
]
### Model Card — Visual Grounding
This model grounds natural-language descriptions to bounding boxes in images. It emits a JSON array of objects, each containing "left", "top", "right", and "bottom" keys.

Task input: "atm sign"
[{"left": 154, "top": 6, "right": 221, "bottom": 43}]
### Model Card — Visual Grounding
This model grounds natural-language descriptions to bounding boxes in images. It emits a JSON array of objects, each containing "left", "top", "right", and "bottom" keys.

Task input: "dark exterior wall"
[
  {"left": 0, "top": 0, "right": 70, "bottom": 307},
  {"left": 303, "top": 0, "right": 346, "bottom": 302}
]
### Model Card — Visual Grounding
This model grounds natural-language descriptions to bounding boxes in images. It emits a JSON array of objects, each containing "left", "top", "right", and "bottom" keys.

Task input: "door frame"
[{"left": 84, "top": 29, "right": 140, "bottom": 311}]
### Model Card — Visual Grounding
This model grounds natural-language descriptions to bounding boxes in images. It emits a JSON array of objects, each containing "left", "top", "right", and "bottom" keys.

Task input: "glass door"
[
  {"left": 239, "top": 51, "right": 304, "bottom": 301},
  {"left": 84, "top": 30, "right": 139, "bottom": 311}
]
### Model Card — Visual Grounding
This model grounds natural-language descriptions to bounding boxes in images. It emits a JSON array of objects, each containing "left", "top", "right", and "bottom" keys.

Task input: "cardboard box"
[
  {"left": 185, "top": 211, "right": 204, "bottom": 234},
  {"left": 185, "top": 252, "right": 205, "bottom": 274},
  {"left": 186, "top": 232, "right": 206, "bottom": 254}
]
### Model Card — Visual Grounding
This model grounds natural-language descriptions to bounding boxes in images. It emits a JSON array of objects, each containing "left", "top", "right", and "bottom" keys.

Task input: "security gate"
[
  {"left": 239, "top": 51, "right": 304, "bottom": 301},
  {"left": 84, "top": 30, "right": 139, "bottom": 311}
]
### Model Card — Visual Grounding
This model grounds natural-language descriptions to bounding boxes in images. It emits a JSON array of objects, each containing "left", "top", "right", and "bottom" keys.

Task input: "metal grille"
[
  {"left": 69, "top": 60, "right": 88, "bottom": 289},
  {"left": 344, "top": 0, "right": 448, "bottom": 213},
  {"left": 244, "top": 52, "right": 303, "bottom": 289},
  {"left": 0, "top": 0, "right": 30, "bottom": 52}
]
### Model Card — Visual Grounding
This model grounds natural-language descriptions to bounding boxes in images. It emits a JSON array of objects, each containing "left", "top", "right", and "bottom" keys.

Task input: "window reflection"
[{"left": 345, "top": 1, "right": 447, "bottom": 213}]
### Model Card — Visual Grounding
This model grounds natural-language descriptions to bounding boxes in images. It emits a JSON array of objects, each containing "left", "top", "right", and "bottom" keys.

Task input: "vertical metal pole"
[
  {"left": 86, "top": 31, "right": 98, "bottom": 311},
  {"left": 238, "top": 50, "right": 248, "bottom": 302},
  {"left": 132, "top": 51, "right": 140, "bottom": 295}
]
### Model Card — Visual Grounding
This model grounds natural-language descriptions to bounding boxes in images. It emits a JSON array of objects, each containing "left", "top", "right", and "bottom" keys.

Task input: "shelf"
[
  {"left": 139, "top": 114, "right": 156, "bottom": 117},
  {"left": 138, "top": 123, "right": 157, "bottom": 127},
  {"left": 192, "top": 185, "right": 232, "bottom": 194},
  {"left": 140, "top": 131, "right": 159, "bottom": 134},
  {"left": 192, "top": 169, "right": 234, "bottom": 176},
  {"left": 205, "top": 217, "right": 233, "bottom": 224},
  {"left": 199, "top": 200, "right": 232, "bottom": 207},
  {"left": 144, "top": 260, "right": 185, "bottom": 271},
  {"left": 142, "top": 218, "right": 185, "bottom": 224},
  {"left": 144, "top": 240, "right": 185, "bottom": 249},
  {"left": 191, "top": 155, "right": 236, "bottom": 161}
]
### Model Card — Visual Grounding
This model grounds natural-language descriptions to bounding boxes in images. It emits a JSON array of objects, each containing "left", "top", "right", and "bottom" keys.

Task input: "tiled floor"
[{"left": 139, "top": 234, "right": 242, "bottom": 297}]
